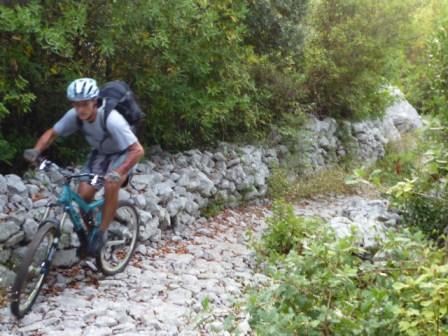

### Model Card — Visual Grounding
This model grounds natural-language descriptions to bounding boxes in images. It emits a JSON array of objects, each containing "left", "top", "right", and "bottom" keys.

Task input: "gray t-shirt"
[{"left": 53, "top": 101, "right": 137, "bottom": 155}]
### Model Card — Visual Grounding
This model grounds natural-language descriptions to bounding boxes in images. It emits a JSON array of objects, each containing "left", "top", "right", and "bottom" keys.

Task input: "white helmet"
[{"left": 66, "top": 78, "right": 99, "bottom": 101}]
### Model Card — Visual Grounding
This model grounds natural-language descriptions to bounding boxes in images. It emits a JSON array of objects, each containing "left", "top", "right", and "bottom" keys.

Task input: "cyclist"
[{"left": 23, "top": 78, "right": 145, "bottom": 256}]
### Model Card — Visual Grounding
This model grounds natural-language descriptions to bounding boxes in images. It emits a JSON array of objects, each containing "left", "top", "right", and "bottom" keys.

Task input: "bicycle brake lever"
[
  {"left": 38, "top": 159, "right": 51, "bottom": 171},
  {"left": 91, "top": 175, "right": 99, "bottom": 185}
]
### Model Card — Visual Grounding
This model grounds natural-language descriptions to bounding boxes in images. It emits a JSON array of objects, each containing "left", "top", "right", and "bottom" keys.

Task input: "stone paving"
[
  {"left": 0, "top": 194, "right": 395, "bottom": 336},
  {"left": 0, "top": 203, "right": 272, "bottom": 336}
]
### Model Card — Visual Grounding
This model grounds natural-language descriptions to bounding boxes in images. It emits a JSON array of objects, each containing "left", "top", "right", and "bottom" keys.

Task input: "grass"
[
  {"left": 201, "top": 199, "right": 226, "bottom": 218},
  {"left": 268, "top": 165, "right": 360, "bottom": 201}
]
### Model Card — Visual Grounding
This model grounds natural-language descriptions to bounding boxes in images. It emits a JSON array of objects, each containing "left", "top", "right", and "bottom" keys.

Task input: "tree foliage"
[
  {"left": 245, "top": 0, "right": 308, "bottom": 65},
  {"left": 386, "top": 121, "right": 448, "bottom": 238},
  {"left": 0, "top": 0, "right": 261, "bottom": 170},
  {"left": 245, "top": 0, "right": 310, "bottom": 136},
  {"left": 0, "top": 0, "right": 438, "bottom": 172},
  {"left": 406, "top": 2, "right": 448, "bottom": 118},
  {"left": 303, "top": 0, "right": 420, "bottom": 119}
]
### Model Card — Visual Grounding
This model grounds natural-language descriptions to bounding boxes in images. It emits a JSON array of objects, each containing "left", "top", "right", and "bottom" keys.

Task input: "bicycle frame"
[
  {"left": 9, "top": 158, "right": 141, "bottom": 320},
  {"left": 41, "top": 175, "right": 104, "bottom": 234}
]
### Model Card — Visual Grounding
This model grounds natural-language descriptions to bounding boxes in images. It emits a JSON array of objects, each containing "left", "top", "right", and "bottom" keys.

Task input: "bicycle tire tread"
[{"left": 10, "top": 220, "right": 59, "bottom": 318}]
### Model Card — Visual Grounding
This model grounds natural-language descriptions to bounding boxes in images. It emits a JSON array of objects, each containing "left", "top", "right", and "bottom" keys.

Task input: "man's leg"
[
  {"left": 89, "top": 152, "right": 130, "bottom": 255},
  {"left": 76, "top": 182, "right": 97, "bottom": 259},
  {"left": 100, "top": 175, "right": 127, "bottom": 232},
  {"left": 78, "top": 182, "right": 97, "bottom": 230}
]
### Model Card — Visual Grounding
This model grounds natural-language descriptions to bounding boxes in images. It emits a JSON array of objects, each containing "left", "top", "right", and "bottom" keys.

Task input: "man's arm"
[
  {"left": 24, "top": 128, "right": 59, "bottom": 162},
  {"left": 34, "top": 128, "right": 59, "bottom": 153},
  {"left": 113, "top": 141, "right": 145, "bottom": 177}
]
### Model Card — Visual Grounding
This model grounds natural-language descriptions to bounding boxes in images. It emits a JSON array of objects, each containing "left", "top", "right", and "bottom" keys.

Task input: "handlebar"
[{"left": 38, "top": 158, "right": 104, "bottom": 184}]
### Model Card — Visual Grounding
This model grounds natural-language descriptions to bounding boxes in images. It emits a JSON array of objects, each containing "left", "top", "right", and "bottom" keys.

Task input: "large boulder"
[
  {"left": 5, "top": 174, "right": 27, "bottom": 196},
  {"left": 0, "top": 264, "right": 15, "bottom": 287},
  {"left": 385, "top": 87, "right": 422, "bottom": 133},
  {"left": 178, "top": 168, "right": 215, "bottom": 197},
  {"left": 0, "top": 221, "right": 21, "bottom": 243}
]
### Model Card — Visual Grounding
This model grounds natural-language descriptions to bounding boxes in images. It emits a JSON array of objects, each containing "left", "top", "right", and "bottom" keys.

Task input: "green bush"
[
  {"left": 245, "top": 0, "right": 308, "bottom": 64},
  {"left": 0, "top": 0, "right": 263, "bottom": 171},
  {"left": 346, "top": 119, "right": 448, "bottom": 238},
  {"left": 420, "top": 7, "right": 448, "bottom": 118},
  {"left": 266, "top": 167, "right": 294, "bottom": 200},
  {"left": 384, "top": 120, "right": 448, "bottom": 238},
  {"left": 249, "top": 62, "right": 308, "bottom": 140},
  {"left": 0, "top": 0, "right": 440, "bottom": 175},
  {"left": 103, "top": 0, "right": 261, "bottom": 149},
  {"left": 255, "top": 200, "right": 324, "bottom": 258},
  {"left": 401, "top": 1, "right": 448, "bottom": 116},
  {"left": 244, "top": 0, "right": 311, "bottom": 144},
  {"left": 248, "top": 201, "right": 448, "bottom": 335},
  {"left": 302, "top": 0, "right": 419, "bottom": 119}
]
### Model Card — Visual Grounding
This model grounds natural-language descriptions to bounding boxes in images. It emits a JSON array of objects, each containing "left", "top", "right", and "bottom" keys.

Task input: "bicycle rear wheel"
[
  {"left": 96, "top": 201, "right": 140, "bottom": 275},
  {"left": 10, "top": 220, "right": 59, "bottom": 318}
]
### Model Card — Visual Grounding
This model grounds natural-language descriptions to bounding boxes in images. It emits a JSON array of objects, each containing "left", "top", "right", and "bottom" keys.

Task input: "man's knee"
[{"left": 78, "top": 182, "right": 96, "bottom": 201}]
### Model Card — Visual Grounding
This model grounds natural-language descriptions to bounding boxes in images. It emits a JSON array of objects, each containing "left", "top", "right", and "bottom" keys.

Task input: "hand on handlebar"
[{"left": 23, "top": 148, "right": 41, "bottom": 164}]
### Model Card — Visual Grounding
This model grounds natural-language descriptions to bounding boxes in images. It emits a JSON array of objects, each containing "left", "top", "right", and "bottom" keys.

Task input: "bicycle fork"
[{"left": 40, "top": 238, "right": 59, "bottom": 275}]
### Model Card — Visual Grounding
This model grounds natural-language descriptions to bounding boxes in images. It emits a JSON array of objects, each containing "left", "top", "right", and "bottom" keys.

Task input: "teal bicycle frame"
[
  {"left": 57, "top": 183, "right": 104, "bottom": 233},
  {"left": 39, "top": 160, "right": 105, "bottom": 246}
]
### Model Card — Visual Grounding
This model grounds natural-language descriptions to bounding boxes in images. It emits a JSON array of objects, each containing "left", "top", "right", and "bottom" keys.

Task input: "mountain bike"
[{"left": 10, "top": 159, "right": 140, "bottom": 318}]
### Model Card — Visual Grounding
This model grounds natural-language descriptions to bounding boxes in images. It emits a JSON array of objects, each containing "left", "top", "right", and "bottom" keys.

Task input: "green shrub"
[
  {"left": 421, "top": 6, "right": 448, "bottom": 119},
  {"left": 245, "top": 0, "right": 309, "bottom": 64},
  {"left": 0, "top": 1, "right": 262, "bottom": 171},
  {"left": 266, "top": 167, "right": 294, "bottom": 200},
  {"left": 250, "top": 62, "right": 307, "bottom": 135},
  {"left": 244, "top": 0, "right": 310, "bottom": 146},
  {"left": 385, "top": 121, "right": 448, "bottom": 238},
  {"left": 254, "top": 200, "right": 324, "bottom": 258},
  {"left": 248, "top": 201, "right": 448, "bottom": 335},
  {"left": 106, "top": 0, "right": 261, "bottom": 149},
  {"left": 201, "top": 200, "right": 225, "bottom": 219},
  {"left": 346, "top": 119, "right": 448, "bottom": 238},
  {"left": 303, "top": 0, "right": 419, "bottom": 119},
  {"left": 401, "top": 1, "right": 448, "bottom": 116}
]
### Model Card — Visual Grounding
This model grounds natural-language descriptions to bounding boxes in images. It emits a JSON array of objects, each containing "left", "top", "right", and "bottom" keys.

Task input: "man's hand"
[
  {"left": 23, "top": 148, "right": 40, "bottom": 163},
  {"left": 105, "top": 170, "right": 121, "bottom": 183}
]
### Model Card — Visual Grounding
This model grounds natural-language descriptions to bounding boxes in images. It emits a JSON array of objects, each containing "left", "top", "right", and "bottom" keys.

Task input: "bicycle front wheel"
[
  {"left": 96, "top": 201, "right": 140, "bottom": 275},
  {"left": 10, "top": 220, "right": 59, "bottom": 318}
]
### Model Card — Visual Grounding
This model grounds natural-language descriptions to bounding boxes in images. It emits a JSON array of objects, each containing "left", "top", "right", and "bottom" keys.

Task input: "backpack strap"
[
  {"left": 76, "top": 98, "right": 133, "bottom": 155},
  {"left": 99, "top": 101, "right": 112, "bottom": 149}
]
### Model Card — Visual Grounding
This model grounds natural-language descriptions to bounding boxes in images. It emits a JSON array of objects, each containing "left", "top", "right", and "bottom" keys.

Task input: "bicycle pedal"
[{"left": 84, "top": 260, "right": 98, "bottom": 272}]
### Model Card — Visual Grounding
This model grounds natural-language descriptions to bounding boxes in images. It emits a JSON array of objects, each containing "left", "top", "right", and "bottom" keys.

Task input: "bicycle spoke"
[
  {"left": 96, "top": 201, "right": 139, "bottom": 275},
  {"left": 11, "top": 221, "right": 58, "bottom": 318}
]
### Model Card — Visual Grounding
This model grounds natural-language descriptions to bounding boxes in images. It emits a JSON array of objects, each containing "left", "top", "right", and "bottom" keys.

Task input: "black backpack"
[{"left": 77, "top": 80, "right": 145, "bottom": 134}]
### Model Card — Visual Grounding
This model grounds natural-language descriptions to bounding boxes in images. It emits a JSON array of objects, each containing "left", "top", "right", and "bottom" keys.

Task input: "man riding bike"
[{"left": 24, "top": 78, "right": 145, "bottom": 256}]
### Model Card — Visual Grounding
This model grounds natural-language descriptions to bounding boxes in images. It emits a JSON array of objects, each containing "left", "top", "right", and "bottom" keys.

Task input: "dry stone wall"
[{"left": 0, "top": 91, "right": 422, "bottom": 288}]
